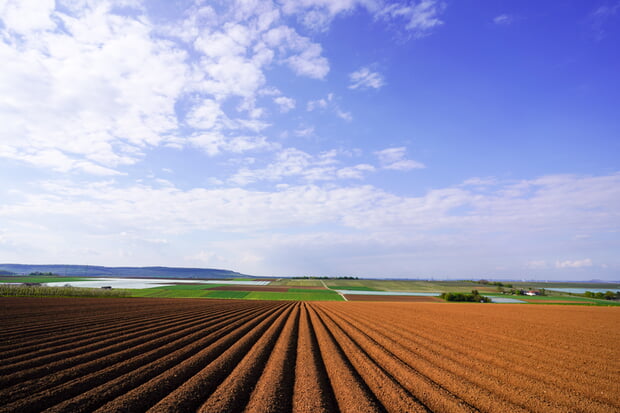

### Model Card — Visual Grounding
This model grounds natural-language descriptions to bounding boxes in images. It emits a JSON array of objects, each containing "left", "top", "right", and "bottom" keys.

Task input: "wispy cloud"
[
  {"left": 349, "top": 67, "right": 385, "bottom": 90},
  {"left": 377, "top": 0, "right": 447, "bottom": 38},
  {"left": 588, "top": 1, "right": 620, "bottom": 40},
  {"left": 2, "top": 173, "right": 617, "bottom": 276},
  {"left": 375, "top": 147, "right": 425, "bottom": 170},
  {"left": 307, "top": 93, "right": 352, "bottom": 121},
  {"left": 493, "top": 14, "right": 513, "bottom": 25},
  {"left": 273, "top": 96, "right": 296, "bottom": 113},
  {"left": 555, "top": 259, "right": 593, "bottom": 269}
]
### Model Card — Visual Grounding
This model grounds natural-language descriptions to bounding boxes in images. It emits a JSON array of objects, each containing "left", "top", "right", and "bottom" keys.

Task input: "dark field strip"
[{"left": 0, "top": 298, "right": 618, "bottom": 413}]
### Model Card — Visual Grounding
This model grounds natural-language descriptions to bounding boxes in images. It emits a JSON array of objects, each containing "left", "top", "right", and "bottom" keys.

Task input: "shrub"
[{"left": 440, "top": 290, "right": 491, "bottom": 303}]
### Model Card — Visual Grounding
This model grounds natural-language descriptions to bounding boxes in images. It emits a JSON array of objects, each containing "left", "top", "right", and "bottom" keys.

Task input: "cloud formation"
[
  {"left": 2, "top": 172, "right": 617, "bottom": 276},
  {"left": 375, "top": 147, "right": 425, "bottom": 170},
  {"left": 349, "top": 67, "right": 385, "bottom": 90},
  {"left": 555, "top": 259, "right": 593, "bottom": 269}
]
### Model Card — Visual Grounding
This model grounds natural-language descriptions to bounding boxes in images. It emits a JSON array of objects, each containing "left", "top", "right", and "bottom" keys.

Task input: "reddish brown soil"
[
  {"left": 344, "top": 294, "right": 442, "bottom": 302},
  {"left": 0, "top": 297, "right": 618, "bottom": 412}
]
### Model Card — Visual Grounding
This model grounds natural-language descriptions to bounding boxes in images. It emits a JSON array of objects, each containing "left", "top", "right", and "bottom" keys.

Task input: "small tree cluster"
[
  {"left": 584, "top": 291, "right": 619, "bottom": 300},
  {"left": 440, "top": 290, "right": 491, "bottom": 303}
]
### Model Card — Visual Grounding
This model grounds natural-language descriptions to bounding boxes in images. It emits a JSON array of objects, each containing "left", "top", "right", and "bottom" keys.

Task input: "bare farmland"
[{"left": 0, "top": 297, "right": 618, "bottom": 412}]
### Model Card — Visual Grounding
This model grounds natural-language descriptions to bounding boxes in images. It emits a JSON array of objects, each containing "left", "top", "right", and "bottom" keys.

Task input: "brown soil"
[{"left": 0, "top": 297, "right": 618, "bottom": 412}]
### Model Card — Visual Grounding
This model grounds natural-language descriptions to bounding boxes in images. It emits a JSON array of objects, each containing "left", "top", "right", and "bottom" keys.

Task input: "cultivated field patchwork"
[{"left": 0, "top": 297, "right": 618, "bottom": 412}]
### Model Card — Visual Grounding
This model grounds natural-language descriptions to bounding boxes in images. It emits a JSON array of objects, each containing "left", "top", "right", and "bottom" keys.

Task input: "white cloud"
[
  {"left": 375, "top": 147, "right": 425, "bottom": 170},
  {"left": 185, "top": 100, "right": 230, "bottom": 130},
  {"left": 493, "top": 14, "right": 512, "bottom": 25},
  {"left": 336, "top": 109, "right": 353, "bottom": 122},
  {"left": 377, "top": 0, "right": 446, "bottom": 37},
  {"left": 307, "top": 97, "right": 329, "bottom": 111},
  {"left": 461, "top": 177, "right": 498, "bottom": 187},
  {"left": 0, "top": 1, "right": 345, "bottom": 175},
  {"left": 0, "top": 0, "right": 56, "bottom": 34},
  {"left": 286, "top": 43, "right": 329, "bottom": 78},
  {"left": 1, "top": 172, "right": 618, "bottom": 275},
  {"left": 555, "top": 259, "right": 593, "bottom": 269},
  {"left": 349, "top": 67, "right": 385, "bottom": 90},
  {"left": 0, "top": 2, "right": 189, "bottom": 173},
  {"left": 279, "top": 0, "right": 447, "bottom": 37},
  {"left": 526, "top": 260, "right": 548, "bottom": 269},
  {"left": 189, "top": 132, "right": 277, "bottom": 157},
  {"left": 337, "top": 164, "right": 376, "bottom": 179},
  {"left": 273, "top": 96, "right": 296, "bottom": 112},
  {"left": 306, "top": 93, "right": 351, "bottom": 121},
  {"left": 263, "top": 25, "right": 329, "bottom": 79},
  {"left": 228, "top": 147, "right": 373, "bottom": 185},
  {"left": 280, "top": 0, "right": 376, "bottom": 31},
  {"left": 294, "top": 127, "right": 315, "bottom": 137}
]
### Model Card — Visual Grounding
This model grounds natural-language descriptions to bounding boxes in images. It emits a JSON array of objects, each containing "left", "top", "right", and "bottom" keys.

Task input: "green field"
[
  {"left": 322, "top": 279, "right": 487, "bottom": 293},
  {"left": 327, "top": 285, "right": 380, "bottom": 291}
]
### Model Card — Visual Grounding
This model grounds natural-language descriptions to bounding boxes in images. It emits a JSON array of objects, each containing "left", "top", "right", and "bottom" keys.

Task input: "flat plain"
[{"left": 1, "top": 297, "right": 618, "bottom": 412}]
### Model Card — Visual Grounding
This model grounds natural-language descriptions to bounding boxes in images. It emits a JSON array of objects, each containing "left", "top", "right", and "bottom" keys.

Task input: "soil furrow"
[
  {"left": 243, "top": 303, "right": 300, "bottom": 413},
  {"left": 197, "top": 304, "right": 299, "bottom": 412},
  {"left": 0, "top": 307, "right": 230, "bottom": 374},
  {"left": 312, "top": 305, "right": 432, "bottom": 413},
  {"left": 291, "top": 303, "right": 338, "bottom": 413},
  {"left": 0, "top": 297, "right": 617, "bottom": 413},
  {"left": 306, "top": 304, "right": 385, "bottom": 413},
  {"left": 33, "top": 305, "right": 272, "bottom": 413},
  {"left": 323, "top": 303, "right": 618, "bottom": 412},
  {"left": 0, "top": 304, "right": 263, "bottom": 408},
  {"left": 144, "top": 303, "right": 293, "bottom": 413},
  {"left": 0, "top": 307, "right": 221, "bottom": 363},
  {"left": 92, "top": 303, "right": 288, "bottom": 413}
]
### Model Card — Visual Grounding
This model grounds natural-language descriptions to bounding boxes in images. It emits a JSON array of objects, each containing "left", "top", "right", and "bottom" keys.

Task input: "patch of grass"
[
  {"left": 245, "top": 291, "right": 344, "bottom": 301},
  {"left": 327, "top": 286, "right": 380, "bottom": 291},
  {"left": 203, "top": 291, "right": 250, "bottom": 299}
]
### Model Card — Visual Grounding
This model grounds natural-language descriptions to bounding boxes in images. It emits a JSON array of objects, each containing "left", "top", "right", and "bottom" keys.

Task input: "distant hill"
[{"left": 0, "top": 264, "right": 251, "bottom": 279}]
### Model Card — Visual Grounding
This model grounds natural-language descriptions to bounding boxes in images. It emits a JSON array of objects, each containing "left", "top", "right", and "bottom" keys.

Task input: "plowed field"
[{"left": 1, "top": 297, "right": 618, "bottom": 412}]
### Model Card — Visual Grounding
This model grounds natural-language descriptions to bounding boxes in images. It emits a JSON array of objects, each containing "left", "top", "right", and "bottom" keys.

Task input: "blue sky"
[{"left": 1, "top": 0, "right": 618, "bottom": 280}]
